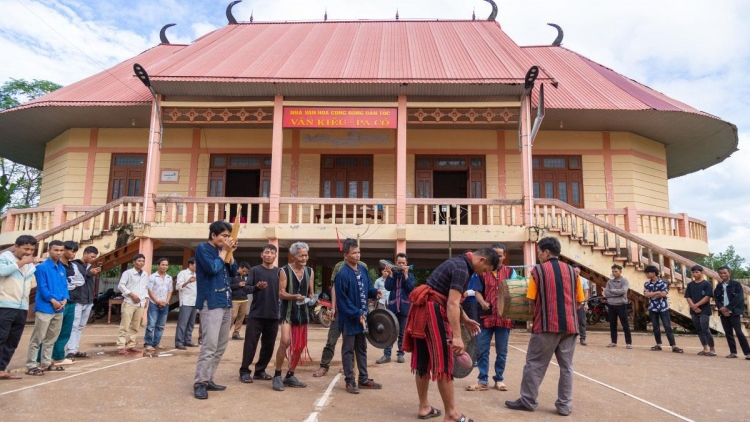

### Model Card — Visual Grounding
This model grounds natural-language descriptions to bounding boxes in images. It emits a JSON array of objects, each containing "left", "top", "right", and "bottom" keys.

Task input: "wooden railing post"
[
  {"left": 52, "top": 204, "right": 66, "bottom": 228},
  {"left": 679, "top": 213, "right": 689, "bottom": 238},
  {"left": 4, "top": 212, "right": 16, "bottom": 232}
]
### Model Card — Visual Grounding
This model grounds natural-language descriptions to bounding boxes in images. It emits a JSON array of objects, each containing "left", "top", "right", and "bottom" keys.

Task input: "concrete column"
[
  {"left": 52, "top": 204, "right": 66, "bottom": 228},
  {"left": 142, "top": 98, "right": 163, "bottom": 224},
  {"left": 396, "top": 95, "right": 407, "bottom": 225},
  {"left": 269, "top": 95, "right": 284, "bottom": 224},
  {"left": 519, "top": 95, "right": 536, "bottom": 269},
  {"left": 139, "top": 237, "right": 155, "bottom": 327},
  {"left": 679, "top": 213, "right": 690, "bottom": 238},
  {"left": 5, "top": 212, "right": 16, "bottom": 232},
  {"left": 396, "top": 239, "right": 406, "bottom": 255}
]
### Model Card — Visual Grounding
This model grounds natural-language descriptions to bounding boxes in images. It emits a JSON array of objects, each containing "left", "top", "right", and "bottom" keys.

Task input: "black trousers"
[
  {"left": 239, "top": 317, "right": 279, "bottom": 376},
  {"left": 720, "top": 314, "right": 750, "bottom": 355},
  {"left": 608, "top": 304, "right": 632, "bottom": 345},
  {"left": 0, "top": 308, "right": 27, "bottom": 371},
  {"left": 341, "top": 328, "right": 369, "bottom": 385},
  {"left": 649, "top": 310, "right": 676, "bottom": 347},
  {"left": 577, "top": 304, "right": 586, "bottom": 340}
]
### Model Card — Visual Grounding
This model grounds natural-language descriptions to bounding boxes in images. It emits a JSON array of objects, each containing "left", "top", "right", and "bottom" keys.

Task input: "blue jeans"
[
  {"left": 145, "top": 303, "right": 169, "bottom": 347},
  {"left": 384, "top": 312, "right": 408, "bottom": 357},
  {"left": 477, "top": 325, "right": 510, "bottom": 385}
]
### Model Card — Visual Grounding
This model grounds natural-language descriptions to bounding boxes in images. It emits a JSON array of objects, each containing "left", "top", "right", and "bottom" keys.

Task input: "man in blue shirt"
[
  {"left": 377, "top": 253, "right": 415, "bottom": 364},
  {"left": 193, "top": 221, "right": 238, "bottom": 399},
  {"left": 335, "top": 239, "right": 382, "bottom": 394},
  {"left": 643, "top": 266, "right": 683, "bottom": 353},
  {"left": 25, "top": 240, "right": 68, "bottom": 375}
]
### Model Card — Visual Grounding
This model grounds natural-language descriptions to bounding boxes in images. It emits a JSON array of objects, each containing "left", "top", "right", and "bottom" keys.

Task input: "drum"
[
  {"left": 452, "top": 325, "right": 477, "bottom": 379},
  {"left": 497, "top": 277, "right": 533, "bottom": 321}
]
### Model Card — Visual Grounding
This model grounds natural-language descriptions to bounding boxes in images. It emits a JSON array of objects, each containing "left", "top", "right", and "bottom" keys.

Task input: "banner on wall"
[{"left": 282, "top": 107, "right": 397, "bottom": 129}]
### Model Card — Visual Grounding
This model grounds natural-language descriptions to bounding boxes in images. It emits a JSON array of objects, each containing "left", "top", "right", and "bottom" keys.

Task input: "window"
[
  {"left": 532, "top": 156, "right": 584, "bottom": 207},
  {"left": 229, "top": 156, "right": 260, "bottom": 167},
  {"left": 108, "top": 154, "right": 146, "bottom": 201},
  {"left": 320, "top": 156, "right": 373, "bottom": 199},
  {"left": 114, "top": 156, "right": 144, "bottom": 166}
]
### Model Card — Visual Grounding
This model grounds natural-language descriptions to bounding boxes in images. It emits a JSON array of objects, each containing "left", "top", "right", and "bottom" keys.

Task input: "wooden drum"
[{"left": 496, "top": 277, "right": 533, "bottom": 321}]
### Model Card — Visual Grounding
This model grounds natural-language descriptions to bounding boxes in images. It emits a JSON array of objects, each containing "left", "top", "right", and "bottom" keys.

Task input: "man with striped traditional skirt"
[
  {"left": 272, "top": 242, "right": 314, "bottom": 391},
  {"left": 506, "top": 237, "right": 585, "bottom": 416}
]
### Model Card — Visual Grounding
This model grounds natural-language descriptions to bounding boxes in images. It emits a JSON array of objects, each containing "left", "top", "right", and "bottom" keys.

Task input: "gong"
[
  {"left": 452, "top": 324, "right": 478, "bottom": 379},
  {"left": 365, "top": 308, "right": 399, "bottom": 349}
]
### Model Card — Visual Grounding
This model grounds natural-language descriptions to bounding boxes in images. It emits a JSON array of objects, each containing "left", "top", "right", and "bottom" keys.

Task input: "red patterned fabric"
[
  {"left": 287, "top": 324, "right": 311, "bottom": 370},
  {"left": 530, "top": 258, "right": 579, "bottom": 334},
  {"left": 403, "top": 285, "right": 453, "bottom": 380},
  {"left": 480, "top": 266, "right": 514, "bottom": 329}
]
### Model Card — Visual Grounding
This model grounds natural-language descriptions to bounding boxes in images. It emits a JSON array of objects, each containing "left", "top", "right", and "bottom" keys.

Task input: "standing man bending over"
[
  {"left": 273, "top": 241, "right": 314, "bottom": 391},
  {"left": 506, "top": 237, "right": 584, "bottom": 416},
  {"left": 403, "top": 248, "right": 497, "bottom": 421},
  {"left": 193, "top": 221, "right": 238, "bottom": 399},
  {"left": 335, "top": 239, "right": 383, "bottom": 394}
]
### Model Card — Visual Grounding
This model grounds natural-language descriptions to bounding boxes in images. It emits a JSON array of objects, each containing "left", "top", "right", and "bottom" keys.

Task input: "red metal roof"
[
  {"left": 17, "top": 44, "right": 186, "bottom": 109},
  {"left": 146, "top": 21, "right": 549, "bottom": 83},
  {"left": 522, "top": 46, "right": 709, "bottom": 116}
]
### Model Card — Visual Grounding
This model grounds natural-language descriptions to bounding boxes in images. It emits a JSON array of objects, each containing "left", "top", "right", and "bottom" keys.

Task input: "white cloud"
[{"left": 1, "top": 0, "right": 748, "bottom": 257}]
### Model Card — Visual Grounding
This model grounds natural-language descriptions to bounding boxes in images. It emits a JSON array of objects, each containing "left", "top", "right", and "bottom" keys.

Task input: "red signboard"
[{"left": 283, "top": 107, "right": 398, "bottom": 129}]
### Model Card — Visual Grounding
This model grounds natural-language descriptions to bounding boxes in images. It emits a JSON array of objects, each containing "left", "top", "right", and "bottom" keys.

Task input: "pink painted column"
[
  {"left": 519, "top": 95, "right": 536, "bottom": 271},
  {"left": 624, "top": 207, "right": 640, "bottom": 263},
  {"left": 52, "top": 204, "right": 66, "bottom": 228},
  {"left": 396, "top": 95, "right": 407, "bottom": 226},
  {"left": 4, "top": 212, "right": 16, "bottom": 232},
  {"left": 142, "top": 97, "right": 163, "bottom": 224},
  {"left": 679, "top": 213, "right": 690, "bottom": 238},
  {"left": 139, "top": 237, "right": 154, "bottom": 326},
  {"left": 269, "top": 95, "right": 284, "bottom": 224}
]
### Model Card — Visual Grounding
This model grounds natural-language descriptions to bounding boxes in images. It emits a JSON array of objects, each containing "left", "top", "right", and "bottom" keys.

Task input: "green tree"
[
  {"left": 695, "top": 245, "right": 750, "bottom": 278},
  {"left": 0, "top": 78, "right": 62, "bottom": 212}
]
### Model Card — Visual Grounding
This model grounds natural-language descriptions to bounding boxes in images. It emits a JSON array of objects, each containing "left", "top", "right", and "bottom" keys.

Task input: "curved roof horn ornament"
[
  {"left": 548, "top": 23, "right": 564, "bottom": 46},
  {"left": 159, "top": 23, "right": 176, "bottom": 44},
  {"left": 483, "top": 0, "right": 498, "bottom": 21},
  {"left": 226, "top": 0, "right": 242, "bottom": 24}
]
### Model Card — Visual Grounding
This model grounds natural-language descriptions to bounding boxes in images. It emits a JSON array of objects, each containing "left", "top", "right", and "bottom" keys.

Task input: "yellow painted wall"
[
  {"left": 407, "top": 129, "right": 495, "bottom": 150},
  {"left": 298, "top": 128, "right": 394, "bottom": 150}
]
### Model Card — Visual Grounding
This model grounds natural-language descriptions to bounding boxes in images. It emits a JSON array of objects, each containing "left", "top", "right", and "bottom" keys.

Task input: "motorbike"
[
  {"left": 89, "top": 288, "right": 117, "bottom": 323},
  {"left": 585, "top": 296, "right": 609, "bottom": 325},
  {"left": 313, "top": 293, "right": 333, "bottom": 328}
]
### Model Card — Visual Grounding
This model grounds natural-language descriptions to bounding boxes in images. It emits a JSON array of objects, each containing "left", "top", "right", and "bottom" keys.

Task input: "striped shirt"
[
  {"left": 527, "top": 258, "right": 584, "bottom": 334},
  {"left": 426, "top": 253, "right": 474, "bottom": 296}
]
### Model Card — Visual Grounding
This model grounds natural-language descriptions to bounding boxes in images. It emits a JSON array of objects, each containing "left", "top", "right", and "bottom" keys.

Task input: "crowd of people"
[{"left": 1, "top": 226, "right": 749, "bottom": 420}]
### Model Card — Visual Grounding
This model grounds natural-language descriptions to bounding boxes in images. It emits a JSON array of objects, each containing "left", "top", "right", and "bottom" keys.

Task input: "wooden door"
[
  {"left": 468, "top": 165, "right": 484, "bottom": 224},
  {"left": 208, "top": 169, "right": 226, "bottom": 221},
  {"left": 416, "top": 170, "right": 433, "bottom": 224}
]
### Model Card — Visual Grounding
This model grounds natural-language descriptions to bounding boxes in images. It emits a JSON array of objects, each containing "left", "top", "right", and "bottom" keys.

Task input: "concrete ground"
[{"left": 0, "top": 321, "right": 748, "bottom": 422}]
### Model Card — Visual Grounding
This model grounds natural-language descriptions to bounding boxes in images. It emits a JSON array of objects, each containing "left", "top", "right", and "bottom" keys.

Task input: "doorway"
[
  {"left": 433, "top": 171, "right": 468, "bottom": 225},
  {"left": 226, "top": 170, "right": 260, "bottom": 223}
]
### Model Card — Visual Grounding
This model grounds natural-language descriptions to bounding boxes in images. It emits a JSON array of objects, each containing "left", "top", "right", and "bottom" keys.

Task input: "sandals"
[
  {"left": 606, "top": 343, "right": 617, "bottom": 348},
  {"left": 465, "top": 384, "right": 489, "bottom": 392},
  {"left": 417, "top": 406, "right": 442, "bottom": 419},
  {"left": 73, "top": 352, "right": 89, "bottom": 359},
  {"left": 726, "top": 353, "right": 738, "bottom": 358},
  {"left": 46, "top": 364, "right": 65, "bottom": 372},
  {"left": 457, "top": 415, "right": 474, "bottom": 422},
  {"left": 672, "top": 347, "right": 684, "bottom": 354},
  {"left": 25, "top": 368, "right": 45, "bottom": 376},
  {"left": 650, "top": 345, "right": 662, "bottom": 351},
  {"left": 253, "top": 372, "right": 272, "bottom": 381},
  {"left": 626, "top": 344, "right": 633, "bottom": 349},
  {"left": 495, "top": 382, "right": 508, "bottom": 391},
  {"left": 705, "top": 351, "right": 717, "bottom": 357},
  {"left": 313, "top": 367, "right": 328, "bottom": 377},
  {"left": 697, "top": 351, "right": 707, "bottom": 356}
]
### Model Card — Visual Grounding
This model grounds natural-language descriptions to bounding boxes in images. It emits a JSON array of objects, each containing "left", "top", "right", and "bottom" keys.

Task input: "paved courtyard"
[{"left": 0, "top": 322, "right": 747, "bottom": 422}]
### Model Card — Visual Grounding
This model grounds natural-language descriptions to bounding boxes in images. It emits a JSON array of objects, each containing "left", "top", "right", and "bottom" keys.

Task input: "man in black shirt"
[
  {"left": 684, "top": 265, "right": 715, "bottom": 356},
  {"left": 238, "top": 245, "right": 277, "bottom": 383},
  {"left": 713, "top": 266, "right": 750, "bottom": 359}
]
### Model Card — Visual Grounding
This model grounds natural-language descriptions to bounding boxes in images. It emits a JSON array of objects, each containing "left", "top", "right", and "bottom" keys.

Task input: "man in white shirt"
[
  {"left": 175, "top": 258, "right": 198, "bottom": 349},
  {"left": 144, "top": 258, "right": 173, "bottom": 352},
  {"left": 116, "top": 254, "right": 149, "bottom": 355},
  {"left": 373, "top": 268, "right": 390, "bottom": 310}
]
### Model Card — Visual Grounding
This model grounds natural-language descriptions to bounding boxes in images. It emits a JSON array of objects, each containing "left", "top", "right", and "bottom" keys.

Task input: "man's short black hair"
[
  {"left": 716, "top": 265, "right": 731, "bottom": 273},
  {"left": 15, "top": 235, "right": 37, "bottom": 247},
  {"left": 644, "top": 265, "right": 659, "bottom": 275},
  {"left": 537, "top": 237, "right": 561, "bottom": 256},
  {"left": 396, "top": 252, "right": 408, "bottom": 261},
  {"left": 474, "top": 248, "right": 500, "bottom": 269},
  {"left": 262, "top": 243, "right": 278, "bottom": 253},
  {"left": 240, "top": 261, "right": 251, "bottom": 270},
  {"left": 48, "top": 240, "right": 64, "bottom": 248},
  {"left": 83, "top": 246, "right": 99, "bottom": 255},
  {"left": 571, "top": 264, "right": 581, "bottom": 269},
  {"left": 208, "top": 221, "right": 233, "bottom": 240},
  {"left": 490, "top": 243, "right": 507, "bottom": 251},
  {"left": 63, "top": 241, "right": 79, "bottom": 252},
  {"left": 690, "top": 265, "right": 703, "bottom": 272},
  {"left": 156, "top": 257, "right": 169, "bottom": 265},
  {"left": 187, "top": 257, "right": 196, "bottom": 265},
  {"left": 133, "top": 253, "right": 146, "bottom": 262},
  {"left": 342, "top": 238, "right": 359, "bottom": 254},
  {"left": 611, "top": 264, "right": 623, "bottom": 271}
]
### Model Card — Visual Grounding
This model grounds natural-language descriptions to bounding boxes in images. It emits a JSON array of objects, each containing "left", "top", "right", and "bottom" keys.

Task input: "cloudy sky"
[{"left": 1, "top": 0, "right": 748, "bottom": 258}]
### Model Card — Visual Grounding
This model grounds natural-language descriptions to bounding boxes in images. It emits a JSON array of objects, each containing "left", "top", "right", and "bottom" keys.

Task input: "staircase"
[{"left": 532, "top": 199, "right": 748, "bottom": 335}]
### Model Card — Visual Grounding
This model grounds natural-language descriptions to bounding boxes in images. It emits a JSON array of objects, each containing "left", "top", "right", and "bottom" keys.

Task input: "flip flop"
[
  {"left": 465, "top": 384, "right": 489, "bottom": 391},
  {"left": 457, "top": 415, "right": 474, "bottom": 422},
  {"left": 417, "top": 406, "right": 442, "bottom": 419},
  {"left": 46, "top": 365, "right": 65, "bottom": 372},
  {"left": 0, "top": 373, "right": 22, "bottom": 380},
  {"left": 25, "top": 368, "right": 45, "bottom": 376}
]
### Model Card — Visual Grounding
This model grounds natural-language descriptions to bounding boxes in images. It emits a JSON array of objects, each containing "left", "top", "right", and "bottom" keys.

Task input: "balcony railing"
[
  {"left": 279, "top": 197, "right": 396, "bottom": 225},
  {"left": 153, "top": 196, "right": 270, "bottom": 224},
  {"left": 406, "top": 198, "right": 524, "bottom": 226}
]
